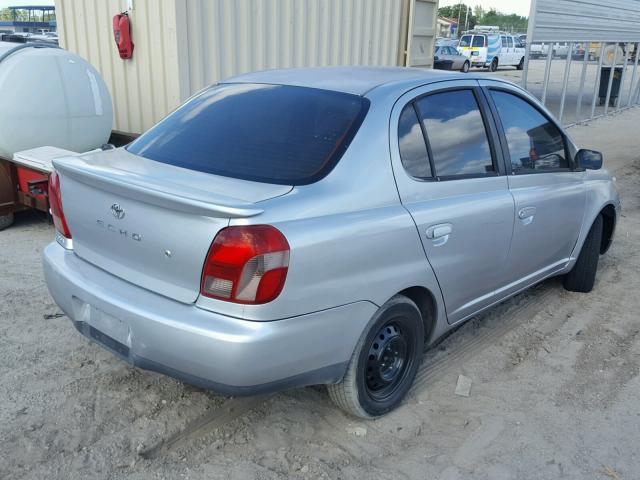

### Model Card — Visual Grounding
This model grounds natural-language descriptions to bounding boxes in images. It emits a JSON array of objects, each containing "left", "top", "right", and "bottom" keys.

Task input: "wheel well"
[
  {"left": 600, "top": 205, "right": 616, "bottom": 254},
  {"left": 399, "top": 287, "right": 436, "bottom": 341}
]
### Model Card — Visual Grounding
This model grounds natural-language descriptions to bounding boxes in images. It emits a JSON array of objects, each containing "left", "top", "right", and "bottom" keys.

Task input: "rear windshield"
[
  {"left": 127, "top": 83, "right": 370, "bottom": 185},
  {"left": 459, "top": 35, "right": 472, "bottom": 47},
  {"left": 472, "top": 35, "right": 486, "bottom": 47}
]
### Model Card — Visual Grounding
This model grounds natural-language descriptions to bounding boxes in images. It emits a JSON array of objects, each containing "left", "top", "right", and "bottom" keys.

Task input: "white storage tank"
[{"left": 0, "top": 42, "right": 113, "bottom": 158}]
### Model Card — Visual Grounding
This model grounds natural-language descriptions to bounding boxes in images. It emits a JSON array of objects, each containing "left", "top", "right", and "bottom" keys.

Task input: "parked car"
[
  {"left": 43, "top": 68, "right": 620, "bottom": 418},
  {"left": 434, "top": 45, "right": 470, "bottom": 72},
  {"left": 458, "top": 30, "right": 525, "bottom": 71},
  {"left": 554, "top": 42, "right": 571, "bottom": 59},
  {"left": 572, "top": 44, "right": 596, "bottom": 61},
  {"left": 529, "top": 42, "right": 547, "bottom": 59}
]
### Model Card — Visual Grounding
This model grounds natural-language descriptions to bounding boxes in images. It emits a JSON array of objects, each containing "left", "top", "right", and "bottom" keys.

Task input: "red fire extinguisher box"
[{"left": 113, "top": 12, "right": 134, "bottom": 59}]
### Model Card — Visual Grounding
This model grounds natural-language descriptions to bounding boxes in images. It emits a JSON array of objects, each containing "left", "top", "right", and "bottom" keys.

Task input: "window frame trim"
[
  {"left": 402, "top": 85, "right": 504, "bottom": 182},
  {"left": 482, "top": 86, "right": 574, "bottom": 176},
  {"left": 397, "top": 102, "right": 435, "bottom": 180}
]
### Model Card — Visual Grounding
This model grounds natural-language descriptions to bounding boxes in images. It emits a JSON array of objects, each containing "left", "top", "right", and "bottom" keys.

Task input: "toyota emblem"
[{"left": 111, "top": 203, "right": 125, "bottom": 219}]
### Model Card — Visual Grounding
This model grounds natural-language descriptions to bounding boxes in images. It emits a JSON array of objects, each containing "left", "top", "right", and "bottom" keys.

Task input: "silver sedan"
[
  {"left": 43, "top": 68, "right": 619, "bottom": 418},
  {"left": 434, "top": 45, "right": 470, "bottom": 72}
]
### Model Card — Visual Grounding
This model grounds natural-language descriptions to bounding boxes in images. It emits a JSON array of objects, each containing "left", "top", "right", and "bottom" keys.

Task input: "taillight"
[
  {"left": 48, "top": 170, "right": 72, "bottom": 242},
  {"left": 200, "top": 225, "right": 290, "bottom": 304}
]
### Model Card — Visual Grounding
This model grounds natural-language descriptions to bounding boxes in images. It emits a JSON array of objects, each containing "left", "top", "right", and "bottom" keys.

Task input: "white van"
[{"left": 457, "top": 31, "right": 525, "bottom": 71}]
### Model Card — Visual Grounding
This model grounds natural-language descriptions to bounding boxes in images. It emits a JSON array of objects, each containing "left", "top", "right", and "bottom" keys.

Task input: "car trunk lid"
[{"left": 53, "top": 148, "right": 292, "bottom": 304}]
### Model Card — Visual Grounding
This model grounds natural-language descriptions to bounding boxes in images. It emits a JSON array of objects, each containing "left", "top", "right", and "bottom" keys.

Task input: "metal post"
[
  {"left": 604, "top": 45, "right": 617, "bottom": 115},
  {"left": 522, "top": 38, "right": 532, "bottom": 89},
  {"left": 616, "top": 43, "right": 631, "bottom": 111},
  {"left": 524, "top": 0, "right": 538, "bottom": 89},
  {"left": 627, "top": 42, "right": 640, "bottom": 107},
  {"left": 590, "top": 43, "right": 606, "bottom": 119},
  {"left": 558, "top": 43, "right": 574, "bottom": 124},
  {"left": 541, "top": 44, "right": 553, "bottom": 105},
  {"left": 576, "top": 42, "right": 590, "bottom": 121}
]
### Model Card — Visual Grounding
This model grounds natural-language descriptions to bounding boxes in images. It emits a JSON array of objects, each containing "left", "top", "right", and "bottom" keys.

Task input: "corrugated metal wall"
[
  {"left": 178, "top": 0, "right": 405, "bottom": 94},
  {"left": 56, "top": 0, "right": 184, "bottom": 134},
  {"left": 56, "top": 0, "right": 436, "bottom": 134},
  {"left": 406, "top": 0, "right": 437, "bottom": 67},
  {"left": 529, "top": 0, "right": 640, "bottom": 43}
]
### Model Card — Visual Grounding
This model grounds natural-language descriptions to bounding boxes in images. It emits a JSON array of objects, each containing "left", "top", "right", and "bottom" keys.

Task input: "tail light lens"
[
  {"left": 201, "top": 225, "right": 290, "bottom": 304},
  {"left": 48, "top": 170, "right": 72, "bottom": 242}
]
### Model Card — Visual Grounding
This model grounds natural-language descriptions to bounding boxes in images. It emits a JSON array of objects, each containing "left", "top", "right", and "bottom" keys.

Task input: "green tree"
[
  {"left": 475, "top": 8, "right": 528, "bottom": 33},
  {"left": 438, "top": 3, "right": 477, "bottom": 32}
]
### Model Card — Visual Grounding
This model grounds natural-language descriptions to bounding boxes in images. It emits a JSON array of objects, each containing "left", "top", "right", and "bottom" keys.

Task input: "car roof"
[{"left": 222, "top": 66, "right": 496, "bottom": 96}]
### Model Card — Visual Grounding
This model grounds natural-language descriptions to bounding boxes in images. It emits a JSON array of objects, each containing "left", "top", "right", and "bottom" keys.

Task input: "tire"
[
  {"left": 517, "top": 57, "right": 525, "bottom": 70},
  {"left": 563, "top": 214, "right": 603, "bottom": 293},
  {"left": 489, "top": 58, "right": 498, "bottom": 72},
  {"left": 461, "top": 61, "right": 470, "bottom": 73},
  {"left": 0, "top": 213, "right": 14, "bottom": 231},
  {"left": 327, "top": 295, "right": 424, "bottom": 418}
]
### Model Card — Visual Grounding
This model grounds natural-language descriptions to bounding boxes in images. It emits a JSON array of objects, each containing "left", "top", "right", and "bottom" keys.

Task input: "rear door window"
[
  {"left": 472, "top": 35, "right": 485, "bottom": 47},
  {"left": 490, "top": 90, "right": 569, "bottom": 173},
  {"left": 415, "top": 90, "right": 495, "bottom": 177},
  {"left": 127, "top": 83, "right": 370, "bottom": 185},
  {"left": 460, "top": 35, "right": 472, "bottom": 47},
  {"left": 398, "top": 104, "right": 432, "bottom": 179},
  {"left": 507, "top": 37, "right": 514, "bottom": 48}
]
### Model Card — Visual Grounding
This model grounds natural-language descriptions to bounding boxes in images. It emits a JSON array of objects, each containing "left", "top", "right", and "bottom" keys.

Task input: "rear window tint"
[
  {"left": 398, "top": 104, "right": 432, "bottom": 179},
  {"left": 415, "top": 90, "right": 494, "bottom": 177},
  {"left": 472, "top": 36, "right": 485, "bottom": 47},
  {"left": 127, "top": 83, "right": 370, "bottom": 185},
  {"left": 459, "top": 35, "right": 472, "bottom": 47}
]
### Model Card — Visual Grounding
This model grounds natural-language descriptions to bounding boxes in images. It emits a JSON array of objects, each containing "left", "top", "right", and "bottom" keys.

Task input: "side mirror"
[
  {"left": 575, "top": 149, "right": 603, "bottom": 170},
  {"left": 434, "top": 55, "right": 439, "bottom": 61}
]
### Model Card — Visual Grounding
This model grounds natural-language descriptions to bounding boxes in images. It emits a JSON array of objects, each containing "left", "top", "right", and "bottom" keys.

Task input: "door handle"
[
  {"left": 426, "top": 223, "right": 452, "bottom": 240},
  {"left": 518, "top": 206, "right": 537, "bottom": 219}
]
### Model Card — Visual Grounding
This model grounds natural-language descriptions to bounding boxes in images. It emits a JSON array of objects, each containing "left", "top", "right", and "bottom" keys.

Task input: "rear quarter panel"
[{"left": 196, "top": 91, "right": 448, "bottom": 337}]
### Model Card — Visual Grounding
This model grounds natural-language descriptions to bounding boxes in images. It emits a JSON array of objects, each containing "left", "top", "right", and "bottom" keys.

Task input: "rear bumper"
[
  {"left": 43, "top": 243, "right": 376, "bottom": 395},
  {"left": 434, "top": 60, "right": 454, "bottom": 70}
]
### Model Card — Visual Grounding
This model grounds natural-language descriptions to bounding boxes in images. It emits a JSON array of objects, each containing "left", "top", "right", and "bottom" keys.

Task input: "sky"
[
  {"left": 3, "top": 0, "right": 531, "bottom": 17},
  {"left": 0, "top": 0, "right": 53, "bottom": 8},
  {"left": 439, "top": 0, "right": 531, "bottom": 17}
]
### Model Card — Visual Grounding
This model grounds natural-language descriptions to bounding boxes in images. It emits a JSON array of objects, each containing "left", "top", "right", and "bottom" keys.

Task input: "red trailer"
[
  {"left": 0, "top": 147, "right": 83, "bottom": 230},
  {"left": 0, "top": 134, "right": 134, "bottom": 231}
]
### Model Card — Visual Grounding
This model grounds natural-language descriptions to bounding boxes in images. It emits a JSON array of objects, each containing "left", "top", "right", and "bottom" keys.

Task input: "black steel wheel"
[
  {"left": 490, "top": 58, "right": 498, "bottom": 72},
  {"left": 365, "top": 322, "right": 412, "bottom": 400},
  {"left": 328, "top": 295, "right": 424, "bottom": 418}
]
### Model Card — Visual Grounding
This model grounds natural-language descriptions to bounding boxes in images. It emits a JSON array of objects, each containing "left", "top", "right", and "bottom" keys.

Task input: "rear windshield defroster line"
[{"left": 127, "top": 83, "right": 371, "bottom": 186}]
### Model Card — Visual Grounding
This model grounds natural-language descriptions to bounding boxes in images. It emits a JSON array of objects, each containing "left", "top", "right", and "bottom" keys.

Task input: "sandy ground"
[{"left": 2, "top": 110, "right": 640, "bottom": 480}]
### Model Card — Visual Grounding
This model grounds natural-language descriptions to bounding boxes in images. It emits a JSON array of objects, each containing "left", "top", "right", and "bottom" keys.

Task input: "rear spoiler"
[{"left": 52, "top": 157, "right": 264, "bottom": 218}]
